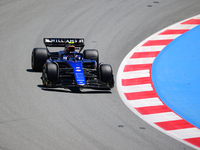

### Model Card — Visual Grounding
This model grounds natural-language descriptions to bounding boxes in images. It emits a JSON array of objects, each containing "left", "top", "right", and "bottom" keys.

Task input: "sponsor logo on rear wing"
[{"left": 44, "top": 38, "right": 84, "bottom": 47}]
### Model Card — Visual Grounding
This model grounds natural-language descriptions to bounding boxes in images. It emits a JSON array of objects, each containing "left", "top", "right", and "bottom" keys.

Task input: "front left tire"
[{"left": 99, "top": 64, "right": 114, "bottom": 88}]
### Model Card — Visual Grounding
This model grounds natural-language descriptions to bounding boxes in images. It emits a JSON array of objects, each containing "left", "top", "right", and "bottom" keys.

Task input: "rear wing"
[{"left": 43, "top": 38, "right": 85, "bottom": 48}]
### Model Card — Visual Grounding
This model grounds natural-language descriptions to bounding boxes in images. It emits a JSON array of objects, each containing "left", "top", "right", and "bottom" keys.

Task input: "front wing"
[{"left": 45, "top": 78, "right": 111, "bottom": 90}]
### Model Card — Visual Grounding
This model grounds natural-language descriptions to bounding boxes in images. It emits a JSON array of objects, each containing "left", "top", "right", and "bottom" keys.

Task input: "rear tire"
[
  {"left": 42, "top": 62, "right": 58, "bottom": 87},
  {"left": 83, "top": 49, "right": 99, "bottom": 64},
  {"left": 99, "top": 64, "right": 114, "bottom": 88},
  {"left": 32, "top": 48, "right": 49, "bottom": 71}
]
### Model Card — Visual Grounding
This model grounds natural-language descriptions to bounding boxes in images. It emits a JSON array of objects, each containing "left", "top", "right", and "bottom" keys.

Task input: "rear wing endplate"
[{"left": 43, "top": 38, "right": 84, "bottom": 47}]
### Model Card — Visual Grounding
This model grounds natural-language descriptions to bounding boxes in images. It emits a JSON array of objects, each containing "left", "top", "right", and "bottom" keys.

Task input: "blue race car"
[{"left": 31, "top": 38, "right": 114, "bottom": 89}]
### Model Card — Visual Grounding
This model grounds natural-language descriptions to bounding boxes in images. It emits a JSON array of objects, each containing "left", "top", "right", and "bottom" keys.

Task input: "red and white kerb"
[{"left": 117, "top": 15, "right": 200, "bottom": 149}]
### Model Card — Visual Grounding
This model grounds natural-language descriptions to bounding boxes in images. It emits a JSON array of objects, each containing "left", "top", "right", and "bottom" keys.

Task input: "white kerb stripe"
[
  {"left": 122, "top": 84, "right": 153, "bottom": 93},
  {"left": 138, "top": 46, "right": 165, "bottom": 52},
  {"left": 167, "top": 128, "right": 200, "bottom": 139},
  {"left": 143, "top": 112, "right": 182, "bottom": 123},
  {"left": 122, "top": 70, "right": 150, "bottom": 79},
  {"left": 129, "top": 97, "right": 163, "bottom": 108},
  {"left": 151, "top": 34, "right": 180, "bottom": 40},
  {"left": 169, "top": 24, "right": 197, "bottom": 30},
  {"left": 127, "top": 57, "right": 155, "bottom": 65},
  {"left": 193, "top": 16, "right": 200, "bottom": 19}
]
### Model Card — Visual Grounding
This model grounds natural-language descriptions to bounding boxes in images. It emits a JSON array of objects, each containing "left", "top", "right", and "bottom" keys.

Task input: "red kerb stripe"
[
  {"left": 155, "top": 120, "right": 195, "bottom": 130},
  {"left": 124, "top": 90, "right": 158, "bottom": 100},
  {"left": 159, "top": 29, "right": 189, "bottom": 35},
  {"left": 142, "top": 39, "right": 173, "bottom": 46},
  {"left": 184, "top": 137, "right": 200, "bottom": 148},
  {"left": 122, "top": 77, "right": 151, "bottom": 86},
  {"left": 123, "top": 64, "right": 152, "bottom": 72},
  {"left": 130, "top": 51, "right": 160, "bottom": 58},
  {"left": 135, "top": 105, "right": 171, "bottom": 115},
  {"left": 181, "top": 19, "right": 200, "bottom": 24}
]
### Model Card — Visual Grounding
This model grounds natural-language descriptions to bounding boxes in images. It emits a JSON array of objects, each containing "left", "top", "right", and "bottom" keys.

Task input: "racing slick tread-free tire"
[
  {"left": 83, "top": 49, "right": 99, "bottom": 64},
  {"left": 99, "top": 64, "right": 114, "bottom": 88},
  {"left": 42, "top": 62, "right": 59, "bottom": 87},
  {"left": 32, "top": 48, "right": 49, "bottom": 71}
]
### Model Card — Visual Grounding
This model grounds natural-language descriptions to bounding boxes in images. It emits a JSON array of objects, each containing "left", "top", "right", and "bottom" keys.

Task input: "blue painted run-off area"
[{"left": 152, "top": 25, "right": 200, "bottom": 129}]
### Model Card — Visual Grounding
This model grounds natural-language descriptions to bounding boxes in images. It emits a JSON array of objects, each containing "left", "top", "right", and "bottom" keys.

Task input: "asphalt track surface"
[{"left": 1, "top": 1, "right": 200, "bottom": 150}]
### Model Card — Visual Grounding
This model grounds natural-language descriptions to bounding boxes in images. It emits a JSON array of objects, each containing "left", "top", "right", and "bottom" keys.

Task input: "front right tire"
[{"left": 42, "top": 62, "right": 59, "bottom": 87}]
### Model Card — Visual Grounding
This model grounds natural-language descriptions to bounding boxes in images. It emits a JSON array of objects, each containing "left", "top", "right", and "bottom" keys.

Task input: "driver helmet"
[{"left": 66, "top": 45, "right": 75, "bottom": 52}]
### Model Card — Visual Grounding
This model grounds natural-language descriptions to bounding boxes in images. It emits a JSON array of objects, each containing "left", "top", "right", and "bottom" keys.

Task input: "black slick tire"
[
  {"left": 83, "top": 49, "right": 99, "bottom": 65},
  {"left": 32, "top": 48, "right": 49, "bottom": 71},
  {"left": 99, "top": 64, "right": 114, "bottom": 88},
  {"left": 42, "top": 62, "right": 58, "bottom": 87}
]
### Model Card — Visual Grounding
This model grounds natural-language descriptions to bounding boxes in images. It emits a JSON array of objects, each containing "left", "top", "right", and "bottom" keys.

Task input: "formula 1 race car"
[{"left": 31, "top": 38, "right": 114, "bottom": 89}]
